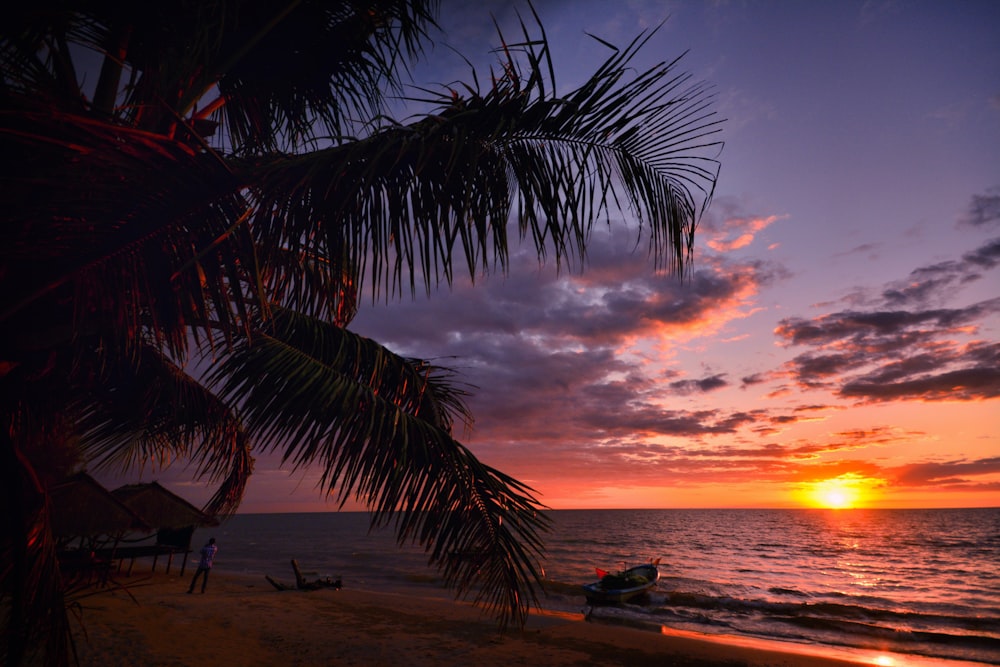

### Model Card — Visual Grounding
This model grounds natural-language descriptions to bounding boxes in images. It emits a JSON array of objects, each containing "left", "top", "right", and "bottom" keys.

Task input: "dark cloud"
[
  {"left": 889, "top": 457, "right": 1000, "bottom": 487},
  {"left": 784, "top": 352, "right": 861, "bottom": 383},
  {"left": 829, "top": 426, "right": 916, "bottom": 445},
  {"left": 767, "top": 414, "right": 799, "bottom": 425},
  {"left": 882, "top": 261, "right": 965, "bottom": 306},
  {"left": 778, "top": 303, "right": 1000, "bottom": 402},
  {"left": 774, "top": 208, "right": 1000, "bottom": 406},
  {"left": 793, "top": 404, "right": 835, "bottom": 413},
  {"left": 962, "top": 236, "right": 1000, "bottom": 270},
  {"left": 881, "top": 237, "right": 1000, "bottom": 306},
  {"left": 353, "top": 227, "right": 765, "bottom": 350},
  {"left": 775, "top": 303, "right": 996, "bottom": 346},
  {"left": 346, "top": 224, "right": 777, "bottom": 464},
  {"left": 841, "top": 358, "right": 1000, "bottom": 402},
  {"left": 959, "top": 187, "right": 1000, "bottom": 229},
  {"left": 667, "top": 373, "right": 729, "bottom": 395}
]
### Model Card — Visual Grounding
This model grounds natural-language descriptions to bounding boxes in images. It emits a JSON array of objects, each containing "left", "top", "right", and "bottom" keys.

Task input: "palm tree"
[{"left": 1, "top": 1, "right": 722, "bottom": 663}]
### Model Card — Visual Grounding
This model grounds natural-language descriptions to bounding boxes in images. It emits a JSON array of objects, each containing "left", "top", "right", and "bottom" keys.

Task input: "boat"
[{"left": 583, "top": 558, "right": 660, "bottom": 604}]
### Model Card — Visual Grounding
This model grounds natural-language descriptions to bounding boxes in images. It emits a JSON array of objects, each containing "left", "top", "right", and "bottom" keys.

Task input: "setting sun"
[
  {"left": 819, "top": 484, "right": 855, "bottom": 509},
  {"left": 800, "top": 475, "right": 873, "bottom": 509}
]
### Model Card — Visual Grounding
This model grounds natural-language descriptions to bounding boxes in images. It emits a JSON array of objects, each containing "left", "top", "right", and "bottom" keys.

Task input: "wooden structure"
[
  {"left": 49, "top": 472, "right": 150, "bottom": 539},
  {"left": 111, "top": 482, "right": 219, "bottom": 575},
  {"left": 48, "top": 472, "right": 150, "bottom": 585}
]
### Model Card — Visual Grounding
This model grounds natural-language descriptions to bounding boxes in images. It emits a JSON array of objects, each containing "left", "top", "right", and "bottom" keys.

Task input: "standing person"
[{"left": 187, "top": 537, "right": 218, "bottom": 594}]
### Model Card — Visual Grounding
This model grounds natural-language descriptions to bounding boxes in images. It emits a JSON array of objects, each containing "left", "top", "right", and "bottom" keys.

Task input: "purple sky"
[{"left": 110, "top": 0, "right": 1000, "bottom": 511}]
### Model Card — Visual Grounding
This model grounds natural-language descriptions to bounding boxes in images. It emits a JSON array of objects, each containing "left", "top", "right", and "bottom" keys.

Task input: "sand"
[{"left": 66, "top": 567, "right": 899, "bottom": 667}]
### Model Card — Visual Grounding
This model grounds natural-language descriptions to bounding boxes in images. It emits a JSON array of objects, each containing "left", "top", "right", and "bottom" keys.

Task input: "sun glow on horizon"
[
  {"left": 820, "top": 485, "right": 855, "bottom": 509},
  {"left": 799, "top": 475, "right": 874, "bottom": 510}
]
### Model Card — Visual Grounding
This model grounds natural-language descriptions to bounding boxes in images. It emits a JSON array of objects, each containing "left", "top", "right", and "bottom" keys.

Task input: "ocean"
[{"left": 191, "top": 508, "right": 1000, "bottom": 665}]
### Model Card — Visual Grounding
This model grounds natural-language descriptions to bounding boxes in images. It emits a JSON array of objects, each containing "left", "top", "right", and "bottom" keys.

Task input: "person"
[{"left": 187, "top": 537, "right": 218, "bottom": 594}]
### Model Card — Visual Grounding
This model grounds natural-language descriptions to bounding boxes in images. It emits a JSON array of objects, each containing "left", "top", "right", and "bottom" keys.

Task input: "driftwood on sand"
[{"left": 266, "top": 559, "right": 342, "bottom": 591}]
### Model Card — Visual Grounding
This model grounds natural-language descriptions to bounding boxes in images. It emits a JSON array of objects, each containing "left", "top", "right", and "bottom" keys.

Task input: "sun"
[
  {"left": 819, "top": 485, "right": 854, "bottom": 509},
  {"left": 805, "top": 477, "right": 865, "bottom": 509}
]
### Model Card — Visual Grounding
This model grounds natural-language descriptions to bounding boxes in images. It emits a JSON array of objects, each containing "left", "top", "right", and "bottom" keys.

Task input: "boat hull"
[{"left": 583, "top": 562, "right": 659, "bottom": 604}]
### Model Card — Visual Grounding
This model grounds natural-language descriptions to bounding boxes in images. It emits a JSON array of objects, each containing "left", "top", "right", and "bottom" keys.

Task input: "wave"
[
  {"left": 651, "top": 589, "right": 999, "bottom": 633},
  {"left": 538, "top": 573, "right": 1000, "bottom": 665},
  {"left": 570, "top": 585, "right": 1000, "bottom": 664}
]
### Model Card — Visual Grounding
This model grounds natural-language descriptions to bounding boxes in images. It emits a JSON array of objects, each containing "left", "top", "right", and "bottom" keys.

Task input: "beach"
[
  {"left": 183, "top": 509, "right": 999, "bottom": 665},
  {"left": 62, "top": 509, "right": 999, "bottom": 667},
  {"left": 69, "top": 569, "right": 888, "bottom": 667}
]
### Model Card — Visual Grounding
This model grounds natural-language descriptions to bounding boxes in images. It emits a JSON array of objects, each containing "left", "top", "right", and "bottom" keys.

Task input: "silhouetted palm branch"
[
  {"left": 74, "top": 343, "right": 253, "bottom": 516},
  {"left": 206, "top": 306, "right": 548, "bottom": 626},
  {"left": 245, "top": 19, "right": 721, "bottom": 300}
]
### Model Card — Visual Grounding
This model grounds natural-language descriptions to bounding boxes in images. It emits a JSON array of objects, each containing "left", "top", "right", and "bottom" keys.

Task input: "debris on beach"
[{"left": 265, "top": 559, "right": 342, "bottom": 592}]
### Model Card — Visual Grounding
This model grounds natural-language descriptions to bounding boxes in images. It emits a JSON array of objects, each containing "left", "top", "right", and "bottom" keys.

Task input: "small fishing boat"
[{"left": 583, "top": 558, "right": 660, "bottom": 604}]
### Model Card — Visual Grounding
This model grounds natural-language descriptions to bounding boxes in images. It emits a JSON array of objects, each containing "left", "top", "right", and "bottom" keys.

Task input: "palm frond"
[
  {"left": 74, "top": 343, "right": 252, "bottom": 516},
  {"left": 205, "top": 307, "right": 549, "bottom": 625},
  {"left": 0, "top": 14, "right": 85, "bottom": 111},
  {"left": 200, "top": 433, "right": 255, "bottom": 518},
  {"left": 258, "top": 244, "right": 360, "bottom": 327},
  {"left": 0, "top": 105, "right": 258, "bottom": 355},
  {"left": 378, "top": 447, "right": 550, "bottom": 629},
  {"left": 241, "top": 17, "right": 722, "bottom": 303},
  {"left": 206, "top": 306, "right": 473, "bottom": 455},
  {"left": 213, "top": 0, "right": 440, "bottom": 152}
]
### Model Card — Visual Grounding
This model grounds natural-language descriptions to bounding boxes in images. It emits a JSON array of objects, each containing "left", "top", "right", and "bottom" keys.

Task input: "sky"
[{"left": 127, "top": 0, "right": 1000, "bottom": 512}]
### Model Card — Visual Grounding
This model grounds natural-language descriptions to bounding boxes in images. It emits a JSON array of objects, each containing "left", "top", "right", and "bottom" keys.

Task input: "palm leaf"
[
  {"left": 257, "top": 243, "right": 360, "bottom": 327},
  {"left": 241, "top": 18, "right": 722, "bottom": 305},
  {"left": 205, "top": 307, "right": 549, "bottom": 626},
  {"left": 73, "top": 342, "right": 252, "bottom": 515},
  {"left": 214, "top": 0, "right": 440, "bottom": 152},
  {"left": 0, "top": 105, "right": 258, "bottom": 357}
]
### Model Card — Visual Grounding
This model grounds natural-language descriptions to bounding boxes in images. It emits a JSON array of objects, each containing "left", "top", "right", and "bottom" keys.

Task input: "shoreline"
[{"left": 64, "top": 568, "right": 982, "bottom": 667}]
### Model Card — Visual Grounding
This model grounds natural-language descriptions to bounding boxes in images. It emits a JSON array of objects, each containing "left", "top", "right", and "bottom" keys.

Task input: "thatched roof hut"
[
  {"left": 109, "top": 482, "right": 219, "bottom": 575},
  {"left": 48, "top": 472, "right": 150, "bottom": 539},
  {"left": 111, "top": 482, "right": 218, "bottom": 530}
]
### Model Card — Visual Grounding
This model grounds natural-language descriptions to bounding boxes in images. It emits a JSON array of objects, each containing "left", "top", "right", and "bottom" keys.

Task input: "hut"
[
  {"left": 49, "top": 472, "right": 150, "bottom": 540},
  {"left": 111, "top": 482, "right": 219, "bottom": 575},
  {"left": 48, "top": 472, "right": 150, "bottom": 584}
]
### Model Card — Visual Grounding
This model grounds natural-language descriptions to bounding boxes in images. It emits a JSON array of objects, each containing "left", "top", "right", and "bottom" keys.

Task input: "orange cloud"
[{"left": 705, "top": 214, "right": 787, "bottom": 252}]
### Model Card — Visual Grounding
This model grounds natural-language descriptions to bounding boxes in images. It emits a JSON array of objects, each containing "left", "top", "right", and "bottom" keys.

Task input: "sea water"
[{"left": 192, "top": 508, "right": 1000, "bottom": 665}]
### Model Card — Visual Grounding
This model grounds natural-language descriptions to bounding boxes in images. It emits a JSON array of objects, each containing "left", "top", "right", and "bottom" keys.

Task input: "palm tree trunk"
[
  {"left": 0, "top": 432, "right": 72, "bottom": 667},
  {"left": 92, "top": 25, "right": 132, "bottom": 118}
]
